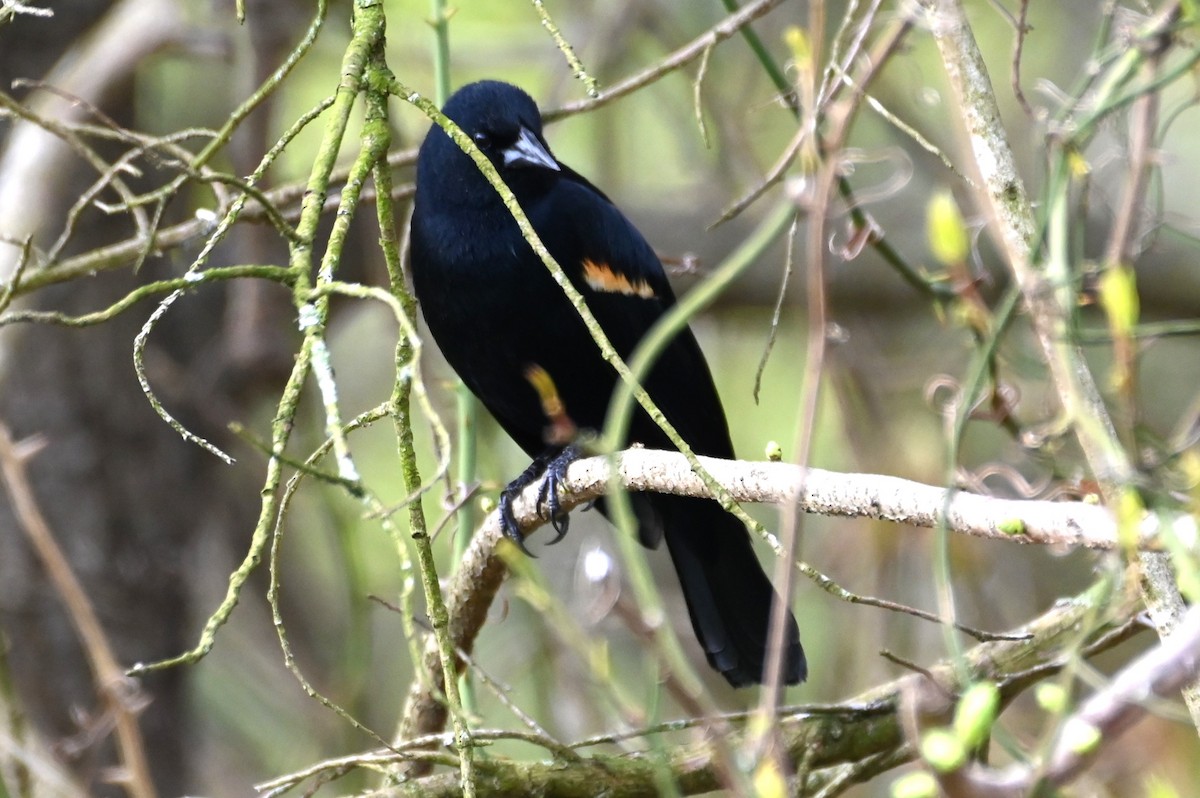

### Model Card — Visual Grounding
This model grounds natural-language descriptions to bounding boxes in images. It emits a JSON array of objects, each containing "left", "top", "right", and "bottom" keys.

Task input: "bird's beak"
[{"left": 502, "top": 126, "right": 560, "bottom": 172}]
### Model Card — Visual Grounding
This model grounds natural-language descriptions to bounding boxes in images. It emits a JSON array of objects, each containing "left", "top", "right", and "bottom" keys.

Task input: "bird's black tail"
[{"left": 659, "top": 496, "right": 807, "bottom": 687}]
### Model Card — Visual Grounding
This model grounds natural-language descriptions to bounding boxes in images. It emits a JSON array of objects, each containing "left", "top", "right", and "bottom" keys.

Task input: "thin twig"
[
  {"left": 0, "top": 423, "right": 156, "bottom": 798},
  {"left": 921, "top": 0, "right": 1200, "bottom": 733},
  {"left": 541, "top": 0, "right": 790, "bottom": 122},
  {"left": 372, "top": 579, "right": 1144, "bottom": 797},
  {"left": 928, "top": 605, "right": 1200, "bottom": 796}
]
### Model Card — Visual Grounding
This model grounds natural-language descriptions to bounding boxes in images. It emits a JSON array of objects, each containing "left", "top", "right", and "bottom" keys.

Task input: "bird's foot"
[
  {"left": 498, "top": 444, "right": 582, "bottom": 556},
  {"left": 537, "top": 444, "right": 581, "bottom": 545}
]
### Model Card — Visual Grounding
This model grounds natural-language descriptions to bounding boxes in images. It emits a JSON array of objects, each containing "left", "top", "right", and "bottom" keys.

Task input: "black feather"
[{"left": 410, "top": 80, "right": 806, "bottom": 686}]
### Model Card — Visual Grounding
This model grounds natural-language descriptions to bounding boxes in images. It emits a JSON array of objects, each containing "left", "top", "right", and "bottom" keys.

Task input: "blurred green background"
[{"left": 3, "top": 0, "right": 1200, "bottom": 795}]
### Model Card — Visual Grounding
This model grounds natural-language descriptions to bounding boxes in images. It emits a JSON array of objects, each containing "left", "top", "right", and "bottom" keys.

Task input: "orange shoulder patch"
[{"left": 582, "top": 258, "right": 656, "bottom": 299}]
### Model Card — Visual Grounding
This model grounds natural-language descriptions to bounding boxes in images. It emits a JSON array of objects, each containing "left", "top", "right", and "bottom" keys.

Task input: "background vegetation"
[{"left": 1, "top": 0, "right": 1199, "bottom": 795}]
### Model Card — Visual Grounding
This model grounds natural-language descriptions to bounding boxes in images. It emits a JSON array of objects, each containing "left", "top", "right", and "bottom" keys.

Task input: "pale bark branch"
[{"left": 396, "top": 448, "right": 1132, "bottom": 754}]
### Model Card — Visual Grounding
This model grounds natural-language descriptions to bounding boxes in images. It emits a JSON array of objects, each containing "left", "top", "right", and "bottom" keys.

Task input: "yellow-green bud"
[
  {"left": 953, "top": 682, "right": 1000, "bottom": 749},
  {"left": 891, "top": 772, "right": 938, "bottom": 798},
  {"left": 920, "top": 728, "right": 966, "bottom": 772}
]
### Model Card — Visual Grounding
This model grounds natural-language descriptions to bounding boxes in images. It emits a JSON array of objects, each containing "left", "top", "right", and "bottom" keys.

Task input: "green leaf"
[{"left": 927, "top": 190, "right": 970, "bottom": 267}]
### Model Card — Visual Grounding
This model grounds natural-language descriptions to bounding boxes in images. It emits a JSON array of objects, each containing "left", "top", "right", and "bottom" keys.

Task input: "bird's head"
[{"left": 419, "top": 81, "right": 561, "bottom": 205}]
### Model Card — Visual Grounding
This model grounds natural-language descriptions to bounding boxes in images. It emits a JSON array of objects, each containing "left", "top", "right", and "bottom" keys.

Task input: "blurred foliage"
[{"left": 2, "top": 0, "right": 1200, "bottom": 796}]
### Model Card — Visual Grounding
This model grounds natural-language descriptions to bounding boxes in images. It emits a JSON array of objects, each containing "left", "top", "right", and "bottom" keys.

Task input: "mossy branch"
[{"left": 278, "top": 577, "right": 1145, "bottom": 797}]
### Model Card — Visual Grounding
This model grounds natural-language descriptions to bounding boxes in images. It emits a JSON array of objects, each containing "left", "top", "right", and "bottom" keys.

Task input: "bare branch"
[
  {"left": 0, "top": 0, "right": 184, "bottom": 282},
  {"left": 541, "top": 451, "right": 1125, "bottom": 550},
  {"left": 0, "top": 423, "right": 156, "bottom": 798},
  {"left": 397, "top": 447, "right": 1132, "bottom": 749},
  {"left": 920, "top": 0, "right": 1200, "bottom": 733},
  {"left": 928, "top": 604, "right": 1200, "bottom": 796},
  {"left": 378, "top": 579, "right": 1144, "bottom": 798}
]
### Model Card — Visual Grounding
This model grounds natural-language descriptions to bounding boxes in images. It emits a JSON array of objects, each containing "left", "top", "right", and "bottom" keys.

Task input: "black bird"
[{"left": 409, "top": 80, "right": 806, "bottom": 687}]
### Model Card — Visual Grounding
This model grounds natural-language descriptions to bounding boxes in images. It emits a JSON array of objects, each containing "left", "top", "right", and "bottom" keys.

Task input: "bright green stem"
[
  {"left": 130, "top": 0, "right": 380, "bottom": 674},
  {"left": 429, "top": 0, "right": 451, "bottom": 104},
  {"left": 603, "top": 201, "right": 795, "bottom": 452},
  {"left": 424, "top": 0, "right": 478, "bottom": 614},
  {"left": 368, "top": 57, "right": 478, "bottom": 796}
]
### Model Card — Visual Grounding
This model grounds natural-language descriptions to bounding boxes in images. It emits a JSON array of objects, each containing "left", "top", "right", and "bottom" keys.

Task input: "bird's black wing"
[
  {"left": 531, "top": 176, "right": 734, "bottom": 460},
  {"left": 528, "top": 178, "right": 807, "bottom": 686}
]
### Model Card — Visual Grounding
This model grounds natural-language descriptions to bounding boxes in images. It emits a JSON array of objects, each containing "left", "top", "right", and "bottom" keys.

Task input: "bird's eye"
[{"left": 472, "top": 131, "right": 492, "bottom": 149}]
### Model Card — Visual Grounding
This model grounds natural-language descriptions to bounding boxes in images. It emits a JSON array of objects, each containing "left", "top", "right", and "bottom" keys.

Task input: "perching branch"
[
  {"left": 516, "top": 450, "right": 1126, "bottom": 550},
  {"left": 396, "top": 447, "right": 1131, "bottom": 746}
]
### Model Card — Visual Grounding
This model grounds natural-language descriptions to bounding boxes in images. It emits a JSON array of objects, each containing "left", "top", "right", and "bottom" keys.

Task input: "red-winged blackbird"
[{"left": 409, "top": 80, "right": 805, "bottom": 687}]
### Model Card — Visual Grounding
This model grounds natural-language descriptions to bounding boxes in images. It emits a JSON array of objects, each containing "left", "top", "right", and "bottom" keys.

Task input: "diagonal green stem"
[{"left": 131, "top": 0, "right": 381, "bottom": 674}]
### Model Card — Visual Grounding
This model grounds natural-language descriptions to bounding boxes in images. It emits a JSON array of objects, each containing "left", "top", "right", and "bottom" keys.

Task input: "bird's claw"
[
  {"left": 498, "top": 488, "right": 537, "bottom": 557},
  {"left": 497, "top": 444, "right": 581, "bottom": 555},
  {"left": 537, "top": 444, "right": 579, "bottom": 545},
  {"left": 492, "top": 448, "right": 576, "bottom": 554},
  {"left": 537, "top": 475, "right": 569, "bottom": 544}
]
